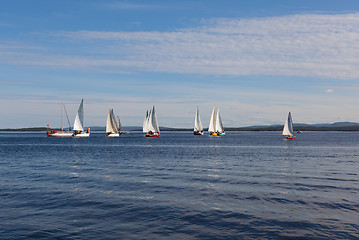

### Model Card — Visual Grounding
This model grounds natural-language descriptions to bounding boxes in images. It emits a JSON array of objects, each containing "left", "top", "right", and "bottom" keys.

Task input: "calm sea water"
[{"left": 0, "top": 131, "right": 358, "bottom": 239}]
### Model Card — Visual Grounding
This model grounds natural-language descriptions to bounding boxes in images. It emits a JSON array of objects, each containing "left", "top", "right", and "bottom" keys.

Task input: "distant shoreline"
[{"left": 1, "top": 124, "right": 359, "bottom": 132}]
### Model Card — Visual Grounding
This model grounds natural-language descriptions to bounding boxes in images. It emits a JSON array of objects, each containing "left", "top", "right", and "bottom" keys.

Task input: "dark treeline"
[{"left": 0, "top": 127, "right": 48, "bottom": 132}]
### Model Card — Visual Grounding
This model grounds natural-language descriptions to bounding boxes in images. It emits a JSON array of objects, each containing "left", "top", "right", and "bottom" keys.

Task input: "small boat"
[
  {"left": 282, "top": 112, "right": 296, "bottom": 139},
  {"left": 208, "top": 106, "right": 225, "bottom": 136},
  {"left": 193, "top": 107, "right": 204, "bottom": 135},
  {"left": 73, "top": 99, "right": 90, "bottom": 138},
  {"left": 143, "top": 106, "right": 160, "bottom": 137},
  {"left": 117, "top": 115, "right": 128, "bottom": 134},
  {"left": 47, "top": 101, "right": 73, "bottom": 137},
  {"left": 106, "top": 109, "right": 120, "bottom": 137}
]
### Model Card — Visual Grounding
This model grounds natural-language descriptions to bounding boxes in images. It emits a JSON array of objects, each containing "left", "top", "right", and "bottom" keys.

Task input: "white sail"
[
  {"left": 194, "top": 108, "right": 203, "bottom": 132},
  {"left": 282, "top": 112, "right": 294, "bottom": 136},
  {"left": 106, "top": 109, "right": 112, "bottom": 133},
  {"left": 147, "top": 109, "right": 153, "bottom": 131},
  {"left": 106, "top": 109, "right": 118, "bottom": 133},
  {"left": 73, "top": 99, "right": 84, "bottom": 131},
  {"left": 208, "top": 106, "right": 216, "bottom": 133},
  {"left": 215, "top": 109, "right": 224, "bottom": 133},
  {"left": 73, "top": 113, "right": 83, "bottom": 131},
  {"left": 143, "top": 110, "right": 149, "bottom": 133},
  {"left": 152, "top": 106, "right": 160, "bottom": 133},
  {"left": 143, "top": 106, "right": 160, "bottom": 137},
  {"left": 117, "top": 116, "right": 122, "bottom": 131},
  {"left": 146, "top": 107, "right": 157, "bottom": 133}
]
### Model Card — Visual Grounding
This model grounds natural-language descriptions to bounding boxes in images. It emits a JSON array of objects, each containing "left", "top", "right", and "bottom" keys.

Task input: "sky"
[{"left": 1, "top": 0, "right": 359, "bottom": 128}]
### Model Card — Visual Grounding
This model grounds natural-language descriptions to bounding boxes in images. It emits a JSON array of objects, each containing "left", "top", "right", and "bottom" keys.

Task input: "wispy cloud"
[
  {"left": 99, "top": 1, "right": 162, "bottom": 10},
  {"left": 2, "top": 13, "right": 359, "bottom": 79}
]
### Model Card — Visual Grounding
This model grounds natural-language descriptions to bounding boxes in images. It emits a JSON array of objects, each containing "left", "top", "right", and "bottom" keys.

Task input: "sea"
[{"left": 0, "top": 131, "right": 358, "bottom": 239}]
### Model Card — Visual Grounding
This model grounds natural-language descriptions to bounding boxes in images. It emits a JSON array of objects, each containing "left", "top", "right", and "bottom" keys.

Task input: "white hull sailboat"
[
  {"left": 106, "top": 109, "right": 120, "bottom": 137},
  {"left": 73, "top": 99, "right": 90, "bottom": 138},
  {"left": 143, "top": 106, "right": 160, "bottom": 137},
  {"left": 47, "top": 101, "right": 73, "bottom": 137},
  {"left": 282, "top": 112, "right": 296, "bottom": 139},
  {"left": 194, "top": 107, "right": 204, "bottom": 135},
  {"left": 208, "top": 106, "right": 225, "bottom": 136}
]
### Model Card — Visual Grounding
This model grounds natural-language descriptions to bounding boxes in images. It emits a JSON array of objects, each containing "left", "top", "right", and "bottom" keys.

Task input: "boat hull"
[
  {"left": 145, "top": 132, "right": 160, "bottom": 137},
  {"left": 106, "top": 132, "right": 120, "bottom": 138},
  {"left": 47, "top": 130, "right": 73, "bottom": 137},
  {"left": 210, "top": 132, "right": 225, "bottom": 136},
  {"left": 73, "top": 131, "right": 90, "bottom": 138},
  {"left": 194, "top": 131, "right": 204, "bottom": 135},
  {"left": 285, "top": 136, "right": 296, "bottom": 139}
]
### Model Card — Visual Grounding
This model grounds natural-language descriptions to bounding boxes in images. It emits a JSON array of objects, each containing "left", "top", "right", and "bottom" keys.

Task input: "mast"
[
  {"left": 63, "top": 103, "right": 72, "bottom": 130},
  {"left": 61, "top": 101, "right": 64, "bottom": 131}
]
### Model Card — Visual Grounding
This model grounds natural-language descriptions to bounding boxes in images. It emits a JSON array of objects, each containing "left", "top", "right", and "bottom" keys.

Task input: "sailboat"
[
  {"left": 194, "top": 107, "right": 204, "bottom": 135},
  {"left": 208, "top": 106, "right": 225, "bottom": 136},
  {"left": 117, "top": 115, "right": 128, "bottom": 134},
  {"left": 106, "top": 109, "right": 120, "bottom": 137},
  {"left": 282, "top": 112, "right": 296, "bottom": 139},
  {"left": 47, "top": 101, "right": 73, "bottom": 137},
  {"left": 143, "top": 106, "right": 160, "bottom": 137},
  {"left": 73, "top": 99, "right": 90, "bottom": 137}
]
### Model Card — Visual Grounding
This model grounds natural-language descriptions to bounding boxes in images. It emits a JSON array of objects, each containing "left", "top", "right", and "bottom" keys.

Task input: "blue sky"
[{"left": 1, "top": 0, "right": 359, "bottom": 128}]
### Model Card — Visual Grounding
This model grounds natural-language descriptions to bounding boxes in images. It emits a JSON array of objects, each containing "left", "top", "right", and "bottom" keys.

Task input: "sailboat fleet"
[{"left": 47, "top": 100, "right": 297, "bottom": 139}]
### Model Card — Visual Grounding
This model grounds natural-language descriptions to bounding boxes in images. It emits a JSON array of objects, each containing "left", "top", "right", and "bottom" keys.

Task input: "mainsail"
[
  {"left": 194, "top": 108, "right": 203, "bottom": 132},
  {"left": 152, "top": 106, "right": 160, "bottom": 133},
  {"left": 146, "top": 106, "right": 159, "bottom": 133},
  {"left": 143, "top": 110, "right": 149, "bottom": 133},
  {"left": 215, "top": 109, "right": 224, "bottom": 133},
  {"left": 208, "top": 106, "right": 216, "bottom": 133},
  {"left": 282, "top": 112, "right": 294, "bottom": 136},
  {"left": 106, "top": 109, "right": 119, "bottom": 134},
  {"left": 73, "top": 99, "right": 84, "bottom": 131},
  {"left": 117, "top": 116, "right": 122, "bottom": 132},
  {"left": 143, "top": 106, "right": 160, "bottom": 134}
]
